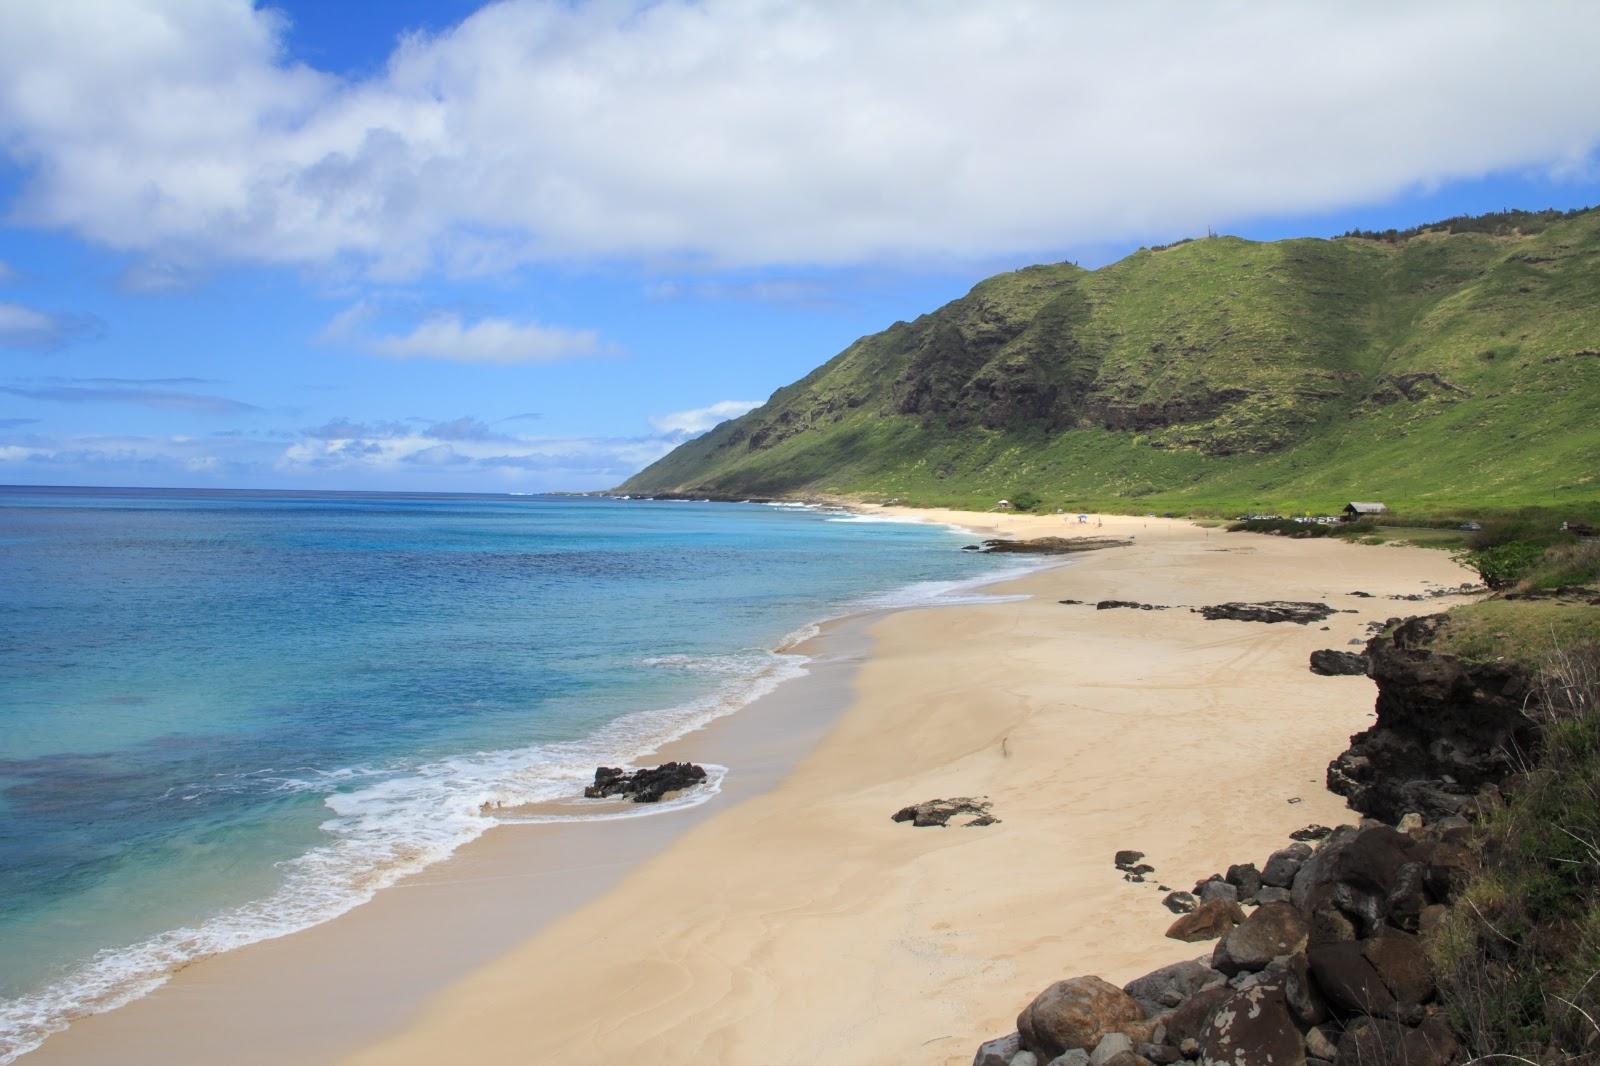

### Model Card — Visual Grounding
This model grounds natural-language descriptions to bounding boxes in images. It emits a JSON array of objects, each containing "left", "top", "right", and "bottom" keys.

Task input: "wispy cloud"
[
  {"left": 365, "top": 312, "right": 600, "bottom": 365},
  {"left": 319, "top": 301, "right": 601, "bottom": 365},
  {"left": 0, "top": 302, "right": 103, "bottom": 352},
  {"left": 115, "top": 259, "right": 205, "bottom": 294},
  {"left": 1, "top": 384, "right": 260, "bottom": 414},
  {"left": 649, "top": 400, "right": 762, "bottom": 437},
  {"left": 0, "top": 261, "right": 17, "bottom": 284},
  {"left": 0, "top": 417, "right": 38, "bottom": 429},
  {"left": 645, "top": 278, "right": 842, "bottom": 308}
]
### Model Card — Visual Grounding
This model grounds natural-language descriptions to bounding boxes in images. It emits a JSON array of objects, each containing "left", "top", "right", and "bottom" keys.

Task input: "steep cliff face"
[
  {"left": 622, "top": 208, "right": 1600, "bottom": 508},
  {"left": 1327, "top": 615, "right": 1539, "bottom": 823}
]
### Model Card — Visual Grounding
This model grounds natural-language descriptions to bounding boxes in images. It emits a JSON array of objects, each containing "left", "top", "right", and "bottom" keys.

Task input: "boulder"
[
  {"left": 1124, "top": 958, "right": 1224, "bottom": 1016},
  {"left": 1310, "top": 649, "right": 1370, "bottom": 676},
  {"left": 1197, "top": 985, "right": 1306, "bottom": 1066},
  {"left": 1166, "top": 900, "right": 1247, "bottom": 943},
  {"left": 1090, "top": 1033, "right": 1133, "bottom": 1066},
  {"left": 1307, "top": 907, "right": 1357, "bottom": 947},
  {"left": 1290, "top": 824, "right": 1334, "bottom": 842},
  {"left": 1018, "top": 976, "right": 1146, "bottom": 1059},
  {"left": 1225, "top": 863, "right": 1262, "bottom": 902},
  {"left": 1212, "top": 902, "right": 1310, "bottom": 975},
  {"left": 1402, "top": 1015, "right": 1459, "bottom": 1066},
  {"left": 892, "top": 796, "right": 999, "bottom": 827},
  {"left": 1158, "top": 986, "right": 1233, "bottom": 1049},
  {"left": 1014, "top": 1053, "right": 1040, "bottom": 1066},
  {"left": 584, "top": 761, "right": 707, "bottom": 803},
  {"left": 1197, "top": 878, "right": 1240, "bottom": 905},
  {"left": 1383, "top": 862, "right": 1429, "bottom": 932},
  {"left": 1162, "top": 891, "right": 1197, "bottom": 914},
  {"left": 974, "top": 1033, "right": 1022, "bottom": 1066},
  {"left": 1333, "top": 1017, "right": 1408, "bottom": 1066},
  {"left": 1304, "top": 1026, "right": 1339, "bottom": 1061},
  {"left": 1332, "top": 826, "right": 1415, "bottom": 897},
  {"left": 1098, "top": 1054, "right": 1153, "bottom": 1066},
  {"left": 1290, "top": 826, "right": 1361, "bottom": 911},
  {"left": 1329, "top": 882, "right": 1385, "bottom": 939},
  {"left": 1255, "top": 887, "right": 1291, "bottom": 905},
  {"left": 1045, "top": 1052, "right": 1091, "bottom": 1066},
  {"left": 1307, "top": 942, "right": 1397, "bottom": 1018},
  {"left": 1115, "top": 850, "right": 1147, "bottom": 868},
  {"left": 1261, "top": 843, "right": 1313, "bottom": 888},
  {"left": 1361, "top": 929, "right": 1434, "bottom": 1008}
]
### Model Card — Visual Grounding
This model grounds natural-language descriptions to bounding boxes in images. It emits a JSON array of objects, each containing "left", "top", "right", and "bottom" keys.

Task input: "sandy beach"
[
  {"left": 337, "top": 511, "right": 1476, "bottom": 1066},
  {"left": 25, "top": 511, "right": 1480, "bottom": 1065}
]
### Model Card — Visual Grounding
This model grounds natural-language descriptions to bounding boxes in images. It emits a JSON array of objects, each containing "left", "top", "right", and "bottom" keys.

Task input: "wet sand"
[{"left": 27, "top": 511, "right": 1480, "bottom": 1065}]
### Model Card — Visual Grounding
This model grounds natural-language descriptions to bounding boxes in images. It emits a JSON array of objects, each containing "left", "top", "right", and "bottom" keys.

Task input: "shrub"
[
  {"left": 1457, "top": 541, "right": 1548, "bottom": 589},
  {"left": 1010, "top": 490, "right": 1041, "bottom": 512}
]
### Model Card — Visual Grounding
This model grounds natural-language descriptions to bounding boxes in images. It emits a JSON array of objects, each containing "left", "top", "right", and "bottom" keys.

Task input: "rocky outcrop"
[
  {"left": 1197, "top": 602, "right": 1341, "bottom": 625},
  {"left": 979, "top": 537, "right": 1133, "bottom": 554},
  {"left": 1309, "top": 649, "right": 1369, "bottom": 676},
  {"left": 1326, "top": 614, "right": 1538, "bottom": 823},
  {"left": 893, "top": 796, "right": 998, "bottom": 827},
  {"left": 584, "top": 762, "right": 707, "bottom": 802},
  {"left": 973, "top": 817, "right": 1480, "bottom": 1066}
]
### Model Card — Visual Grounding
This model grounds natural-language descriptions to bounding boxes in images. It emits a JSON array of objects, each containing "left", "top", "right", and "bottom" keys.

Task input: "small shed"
[
  {"left": 1343, "top": 502, "right": 1388, "bottom": 521},
  {"left": 995, "top": 499, "right": 1013, "bottom": 511}
]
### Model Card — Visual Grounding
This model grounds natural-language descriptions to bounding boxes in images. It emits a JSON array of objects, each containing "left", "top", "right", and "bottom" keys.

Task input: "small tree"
[{"left": 1011, "top": 490, "right": 1042, "bottom": 512}]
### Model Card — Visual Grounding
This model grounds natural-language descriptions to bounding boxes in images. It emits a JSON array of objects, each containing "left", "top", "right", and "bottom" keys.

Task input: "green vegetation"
[
  {"left": 1431, "top": 643, "right": 1600, "bottom": 1059},
  {"left": 1008, "top": 490, "right": 1042, "bottom": 512},
  {"left": 1435, "top": 597, "right": 1600, "bottom": 666},
  {"left": 1225, "top": 517, "right": 1370, "bottom": 539},
  {"left": 622, "top": 206, "right": 1600, "bottom": 516}
]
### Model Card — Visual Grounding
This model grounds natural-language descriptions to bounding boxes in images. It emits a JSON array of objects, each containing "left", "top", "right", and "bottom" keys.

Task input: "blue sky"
[{"left": 2, "top": 1, "right": 1598, "bottom": 492}]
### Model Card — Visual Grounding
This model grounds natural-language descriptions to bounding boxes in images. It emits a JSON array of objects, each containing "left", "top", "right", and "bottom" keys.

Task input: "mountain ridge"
[{"left": 621, "top": 207, "right": 1600, "bottom": 512}]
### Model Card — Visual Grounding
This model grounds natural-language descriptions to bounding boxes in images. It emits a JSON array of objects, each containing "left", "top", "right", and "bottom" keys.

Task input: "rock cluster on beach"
[
  {"left": 1196, "top": 601, "right": 1343, "bottom": 625},
  {"left": 1057, "top": 600, "right": 1351, "bottom": 625},
  {"left": 967, "top": 610, "right": 1538, "bottom": 1066},
  {"left": 975, "top": 816, "right": 1475, "bottom": 1066},
  {"left": 974, "top": 537, "right": 1134, "bottom": 555},
  {"left": 584, "top": 762, "right": 707, "bottom": 803}
]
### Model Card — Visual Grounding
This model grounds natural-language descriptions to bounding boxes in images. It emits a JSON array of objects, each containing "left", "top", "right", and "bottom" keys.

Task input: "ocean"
[{"left": 0, "top": 487, "right": 1026, "bottom": 1061}]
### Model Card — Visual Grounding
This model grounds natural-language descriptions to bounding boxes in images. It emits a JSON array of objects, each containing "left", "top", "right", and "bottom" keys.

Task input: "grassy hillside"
[{"left": 621, "top": 207, "right": 1600, "bottom": 514}]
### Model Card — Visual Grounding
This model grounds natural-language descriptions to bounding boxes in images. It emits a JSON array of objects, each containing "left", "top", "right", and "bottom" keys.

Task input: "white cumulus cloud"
[
  {"left": 1, "top": 1, "right": 1597, "bottom": 276},
  {"left": 649, "top": 400, "right": 763, "bottom": 437}
]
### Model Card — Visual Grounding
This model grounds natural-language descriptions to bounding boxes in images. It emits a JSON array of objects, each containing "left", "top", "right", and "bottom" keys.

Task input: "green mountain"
[{"left": 621, "top": 208, "right": 1600, "bottom": 513}]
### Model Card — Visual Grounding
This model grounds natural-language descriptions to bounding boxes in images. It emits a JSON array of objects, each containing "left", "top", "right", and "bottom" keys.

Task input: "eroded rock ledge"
[{"left": 584, "top": 762, "right": 707, "bottom": 803}]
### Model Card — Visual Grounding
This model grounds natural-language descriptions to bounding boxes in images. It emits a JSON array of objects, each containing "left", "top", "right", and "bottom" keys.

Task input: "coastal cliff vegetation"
[{"left": 621, "top": 207, "right": 1600, "bottom": 515}]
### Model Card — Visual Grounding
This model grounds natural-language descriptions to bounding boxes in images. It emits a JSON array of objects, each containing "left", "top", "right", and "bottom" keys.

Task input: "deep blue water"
[{"left": 0, "top": 488, "right": 1019, "bottom": 1060}]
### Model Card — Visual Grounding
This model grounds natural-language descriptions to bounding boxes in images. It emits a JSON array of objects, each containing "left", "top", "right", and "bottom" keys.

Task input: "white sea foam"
[
  {"left": 0, "top": 513, "right": 1034, "bottom": 1063},
  {"left": 0, "top": 648, "right": 808, "bottom": 1064}
]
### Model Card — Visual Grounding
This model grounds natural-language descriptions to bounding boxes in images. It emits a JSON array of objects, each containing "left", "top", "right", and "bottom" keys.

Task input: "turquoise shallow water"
[{"left": 0, "top": 487, "right": 1023, "bottom": 1061}]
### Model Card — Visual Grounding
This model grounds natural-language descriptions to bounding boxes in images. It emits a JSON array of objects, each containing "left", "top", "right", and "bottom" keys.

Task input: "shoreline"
[
  {"left": 19, "top": 510, "right": 1482, "bottom": 1065},
  {"left": 336, "top": 511, "right": 1480, "bottom": 1066},
  {"left": 14, "top": 507, "right": 1027, "bottom": 1065}
]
